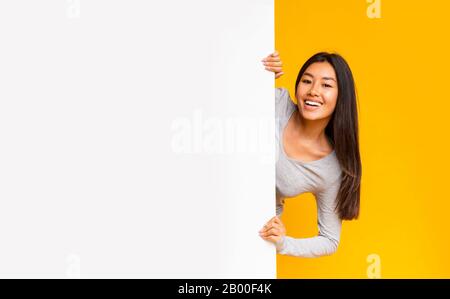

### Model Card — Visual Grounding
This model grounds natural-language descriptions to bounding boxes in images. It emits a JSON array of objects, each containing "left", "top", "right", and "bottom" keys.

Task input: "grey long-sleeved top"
[{"left": 275, "top": 87, "right": 343, "bottom": 258}]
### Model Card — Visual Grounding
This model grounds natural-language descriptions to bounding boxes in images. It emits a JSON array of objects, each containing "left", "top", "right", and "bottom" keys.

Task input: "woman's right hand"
[{"left": 261, "top": 51, "right": 284, "bottom": 79}]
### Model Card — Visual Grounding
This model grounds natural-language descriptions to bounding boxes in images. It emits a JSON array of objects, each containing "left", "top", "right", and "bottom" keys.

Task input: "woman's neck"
[{"left": 293, "top": 109, "right": 331, "bottom": 146}]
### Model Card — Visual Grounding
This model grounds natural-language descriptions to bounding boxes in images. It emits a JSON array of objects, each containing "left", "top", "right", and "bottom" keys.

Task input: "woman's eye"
[
  {"left": 301, "top": 80, "right": 311, "bottom": 84},
  {"left": 323, "top": 84, "right": 332, "bottom": 88}
]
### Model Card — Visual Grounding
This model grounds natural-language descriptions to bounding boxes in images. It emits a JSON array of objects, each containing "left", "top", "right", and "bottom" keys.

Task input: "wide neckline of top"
[{"left": 280, "top": 105, "right": 336, "bottom": 165}]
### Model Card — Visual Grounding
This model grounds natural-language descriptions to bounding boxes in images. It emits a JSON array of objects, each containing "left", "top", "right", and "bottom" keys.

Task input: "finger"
[
  {"left": 261, "top": 217, "right": 280, "bottom": 232},
  {"left": 262, "top": 233, "right": 280, "bottom": 243},
  {"left": 263, "top": 56, "right": 281, "bottom": 63},
  {"left": 263, "top": 61, "right": 283, "bottom": 67},
  {"left": 266, "top": 227, "right": 279, "bottom": 235},
  {"left": 265, "top": 219, "right": 276, "bottom": 229},
  {"left": 265, "top": 66, "right": 283, "bottom": 72},
  {"left": 260, "top": 224, "right": 269, "bottom": 233},
  {"left": 263, "top": 51, "right": 279, "bottom": 59},
  {"left": 275, "top": 72, "right": 283, "bottom": 79},
  {"left": 269, "top": 217, "right": 278, "bottom": 227},
  {"left": 262, "top": 234, "right": 282, "bottom": 243},
  {"left": 263, "top": 228, "right": 274, "bottom": 235},
  {"left": 261, "top": 223, "right": 273, "bottom": 233},
  {"left": 265, "top": 60, "right": 282, "bottom": 67},
  {"left": 268, "top": 217, "right": 277, "bottom": 224},
  {"left": 270, "top": 223, "right": 283, "bottom": 234},
  {"left": 260, "top": 231, "right": 266, "bottom": 237},
  {"left": 260, "top": 224, "right": 275, "bottom": 234},
  {"left": 271, "top": 221, "right": 280, "bottom": 228},
  {"left": 262, "top": 53, "right": 280, "bottom": 61}
]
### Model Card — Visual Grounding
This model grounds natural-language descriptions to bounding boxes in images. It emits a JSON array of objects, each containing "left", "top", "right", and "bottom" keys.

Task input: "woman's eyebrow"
[{"left": 303, "top": 72, "right": 336, "bottom": 82}]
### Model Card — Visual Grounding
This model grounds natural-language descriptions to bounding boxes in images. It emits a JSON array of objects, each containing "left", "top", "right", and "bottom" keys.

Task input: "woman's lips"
[
  {"left": 303, "top": 103, "right": 321, "bottom": 111},
  {"left": 303, "top": 99, "right": 323, "bottom": 111}
]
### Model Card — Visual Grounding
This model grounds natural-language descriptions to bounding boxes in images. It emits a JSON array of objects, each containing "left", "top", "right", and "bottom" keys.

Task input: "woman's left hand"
[{"left": 259, "top": 216, "right": 286, "bottom": 243}]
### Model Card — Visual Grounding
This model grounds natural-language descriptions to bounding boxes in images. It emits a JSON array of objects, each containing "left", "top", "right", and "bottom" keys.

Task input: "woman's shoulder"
[
  {"left": 275, "top": 87, "right": 289, "bottom": 101},
  {"left": 275, "top": 87, "right": 296, "bottom": 118},
  {"left": 275, "top": 87, "right": 294, "bottom": 105}
]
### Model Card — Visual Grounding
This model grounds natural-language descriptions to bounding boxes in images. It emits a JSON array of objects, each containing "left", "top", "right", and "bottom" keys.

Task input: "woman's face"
[{"left": 296, "top": 61, "right": 338, "bottom": 121}]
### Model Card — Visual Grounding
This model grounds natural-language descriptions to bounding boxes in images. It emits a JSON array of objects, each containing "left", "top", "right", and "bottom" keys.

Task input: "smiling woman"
[{"left": 260, "top": 51, "right": 362, "bottom": 258}]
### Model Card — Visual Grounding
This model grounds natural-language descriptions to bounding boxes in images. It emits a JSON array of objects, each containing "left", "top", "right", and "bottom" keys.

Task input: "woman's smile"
[{"left": 303, "top": 98, "right": 324, "bottom": 111}]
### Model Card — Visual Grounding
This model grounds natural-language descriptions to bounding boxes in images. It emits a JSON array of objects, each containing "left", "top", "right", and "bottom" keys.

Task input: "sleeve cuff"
[{"left": 275, "top": 235, "right": 287, "bottom": 253}]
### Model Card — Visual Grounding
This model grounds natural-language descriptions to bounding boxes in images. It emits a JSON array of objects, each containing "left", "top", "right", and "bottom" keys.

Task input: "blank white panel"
[{"left": 0, "top": 0, "right": 274, "bottom": 278}]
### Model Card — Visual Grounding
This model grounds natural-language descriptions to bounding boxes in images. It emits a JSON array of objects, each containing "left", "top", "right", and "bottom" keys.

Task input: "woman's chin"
[{"left": 299, "top": 110, "right": 323, "bottom": 121}]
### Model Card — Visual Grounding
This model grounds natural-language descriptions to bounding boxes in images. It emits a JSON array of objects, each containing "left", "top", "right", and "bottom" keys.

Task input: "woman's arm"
[{"left": 275, "top": 178, "right": 343, "bottom": 258}]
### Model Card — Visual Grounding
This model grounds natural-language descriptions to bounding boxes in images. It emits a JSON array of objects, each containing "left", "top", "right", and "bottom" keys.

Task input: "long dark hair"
[{"left": 295, "top": 52, "right": 361, "bottom": 220}]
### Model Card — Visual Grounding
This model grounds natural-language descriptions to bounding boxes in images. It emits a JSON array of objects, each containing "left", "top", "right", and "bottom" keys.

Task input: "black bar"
[{"left": 1, "top": 278, "right": 450, "bottom": 296}]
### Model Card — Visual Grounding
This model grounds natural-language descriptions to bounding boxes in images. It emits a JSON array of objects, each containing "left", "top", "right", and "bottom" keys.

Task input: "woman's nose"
[{"left": 308, "top": 88, "right": 319, "bottom": 97}]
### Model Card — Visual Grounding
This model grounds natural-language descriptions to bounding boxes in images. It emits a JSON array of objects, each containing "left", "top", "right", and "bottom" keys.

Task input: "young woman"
[{"left": 258, "top": 51, "right": 361, "bottom": 257}]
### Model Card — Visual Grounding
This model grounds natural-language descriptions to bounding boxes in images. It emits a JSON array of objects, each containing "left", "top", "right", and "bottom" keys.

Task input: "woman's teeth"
[{"left": 305, "top": 100, "right": 322, "bottom": 107}]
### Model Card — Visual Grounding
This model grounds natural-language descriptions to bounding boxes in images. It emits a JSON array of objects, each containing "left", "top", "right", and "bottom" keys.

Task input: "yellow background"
[{"left": 275, "top": 0, "right": 450, "bottom": 278}]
